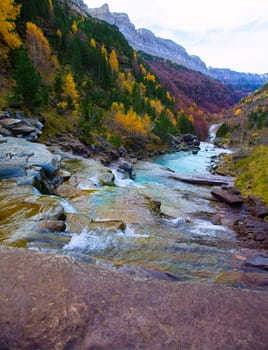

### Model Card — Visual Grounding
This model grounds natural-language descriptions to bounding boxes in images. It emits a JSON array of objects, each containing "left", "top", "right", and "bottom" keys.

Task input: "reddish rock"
[
  {"left": 248, "top": 195, "right": 268, "bottom": 218},
  {"left": 1, "top": 247, "right": 268, "bottom": 350},
  {"left": 211, "top": 187, "right": 243, "bottom": 206},
  {"left": 36, "top": 220, "right": 67, "bottom": 232}
]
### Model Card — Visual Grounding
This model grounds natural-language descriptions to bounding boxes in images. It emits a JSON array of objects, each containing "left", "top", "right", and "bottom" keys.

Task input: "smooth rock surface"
[
  {"left": 0, "top": 137, "right": 59, "bottom": 177},
  {"left": 1, "top": 247, "right": 268, "bottom": 350}
]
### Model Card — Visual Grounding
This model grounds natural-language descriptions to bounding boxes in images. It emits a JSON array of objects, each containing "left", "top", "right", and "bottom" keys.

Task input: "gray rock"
[
  {"left": 12, "top": 125, "right": 36, "bottom": 134},
  {"left": 245, "top": 256, "right": 268, "bottom": 270},
  {"left": 0, "top": 118, "right": 22, "bottom": 128},
  {"left": 0, "top": 137, "right": 60, "bottom": 192}
]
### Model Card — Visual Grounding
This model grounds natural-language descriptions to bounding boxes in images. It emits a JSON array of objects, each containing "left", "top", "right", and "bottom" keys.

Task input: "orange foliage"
[
  {"left": 117, "top": 72, "right": 126, "bottom": 89},
  {"left": 71, "top": 20, "right": 78, "bottom": 33},
  {"left": 56, "top": 29, "right": 62, "bottom": 39},
  {"left": 118, "top": 71, "right": 135, "bottom": 93},
  {"left": 48, "top": 0, "right": 53, "bottom": 12},
  {"left": 90, "top": 38, "right": 96, "bottom": 48},
  {"left": 26, "top": 22, "right": 57, "bottom": 83},
  {"left": 114, "top": 108, "right": 151, "bottom": 137},
  {"left": 235, "top": 108, "right": 242, "bottom": 116},
  {"left": 109, "top": 49, "right": 119, "bottom": 73},
  {"left": 139, "top": 82, "right": 146, "bottom": 96},
  {"left": 166, "top": 108, "right": 176, "bottom": 126},
  {"left": 0, "top": 0, "right": 21, "bottom": 59},
  {"left": 111, "top": 101, "right": 125, "bottom": 116},
  {"left": 166, "top": 91, "right": 174, "bottom": 102},
  {"left": 145, "top": 73, "right": 156, "bottom": 82},
  {"left": 101, "top": 44, "right": 107, "bottom": 60},
  {"left": 58, "top": 72, "right": 79, "bottom": 111},
  {"left": 150, "top": 99, "right": 163, "bottom": 116},
  {"left": 139, "top": 64, "right": 147, "bottom": 75}
]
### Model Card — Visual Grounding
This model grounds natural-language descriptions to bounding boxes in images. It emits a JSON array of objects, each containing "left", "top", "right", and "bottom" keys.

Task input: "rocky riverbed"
[{"left": 1, "top": 113, "right": 268, "bottom": 348}]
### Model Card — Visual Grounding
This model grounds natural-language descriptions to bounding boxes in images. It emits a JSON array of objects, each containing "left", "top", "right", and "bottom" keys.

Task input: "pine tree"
[{"left": 12, "top": 48, "right": 42, "bottom": 110}]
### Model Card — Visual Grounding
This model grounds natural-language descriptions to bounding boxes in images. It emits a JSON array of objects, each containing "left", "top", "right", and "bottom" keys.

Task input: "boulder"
[
  {"left": 35, "top": 220, "right": 67, "bottom": 233},
  {"left": 0, "top": 137, "right": 60, "bottom": 192},
  {"left": 245, "top": 256, "right": 268, "bottom": 270},
  {"left": 1, "top": 247, "right": 268, "bottom": 349},
  {"left": 248, "top": 195, "right": 268, "bottom": 218},
  {"left": 211, "top": 186, "right": 243, "bottom": 205},
  {"left": 0, "top": 111, "right": 44, "bottom": 140}
]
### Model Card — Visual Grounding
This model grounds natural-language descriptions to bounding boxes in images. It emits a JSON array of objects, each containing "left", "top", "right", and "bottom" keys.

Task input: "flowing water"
[{"left": 1, "top": 142, "right": 268, "bottom": 289}]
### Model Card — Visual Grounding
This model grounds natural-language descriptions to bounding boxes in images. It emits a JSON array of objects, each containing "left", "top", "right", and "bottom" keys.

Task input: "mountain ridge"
[{"left": 87, "top": 3, "right": 268, "bottom": 91}]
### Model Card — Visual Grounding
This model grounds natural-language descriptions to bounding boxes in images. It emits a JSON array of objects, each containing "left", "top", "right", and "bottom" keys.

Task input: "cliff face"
[
  {"left": 87, "top": 4, "right": 268, "bottom": 91},
  {"left": 88, "top": 4, "right": 208, "bottom": 75}
]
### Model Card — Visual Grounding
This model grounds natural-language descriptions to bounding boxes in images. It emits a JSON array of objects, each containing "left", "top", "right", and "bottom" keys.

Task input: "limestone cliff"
[
  {"left": 88, "top": 4, "right": 208, "bottom": 74},
  {"left": 87, "top": 3, "right": 268, "bottom": 90}
]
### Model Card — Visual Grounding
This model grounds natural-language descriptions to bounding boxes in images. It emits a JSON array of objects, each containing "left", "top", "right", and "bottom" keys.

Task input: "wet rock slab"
[
  {"left": 1, "top": 247, "right": 268, "bottom": 350},
  {"left": 211, "top": 186, "right": 243, "bottom": 206}
]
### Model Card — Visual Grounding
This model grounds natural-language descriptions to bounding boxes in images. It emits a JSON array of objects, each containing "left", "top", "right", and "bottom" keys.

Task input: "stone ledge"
[{"left": 1, "top": 247, "right": 268, "bottom": 350}]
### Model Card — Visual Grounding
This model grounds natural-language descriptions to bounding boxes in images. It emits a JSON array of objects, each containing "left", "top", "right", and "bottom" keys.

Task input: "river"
[{"left": 1, "top": 140, "right": 267, "bottom": 289}]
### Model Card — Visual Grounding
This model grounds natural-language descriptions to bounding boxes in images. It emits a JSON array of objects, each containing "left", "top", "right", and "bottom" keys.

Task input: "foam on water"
[
  {"left": 59, "top": 198, "right": 79, "bottom": 214},
  {"left": 190, "top": 219, "right": 234, "bottom": 237},
  {"left": 111, "top": 168, "right": 144, "bottom": 188},
  {"left": 77, "top": 176, "right": 100, "bottom": 190},
  {"left": 63, "top": 227, "right": 112, "bottom": 252},
  {"left": 162, "top": 217, "right": 191, "bottom": 226}
]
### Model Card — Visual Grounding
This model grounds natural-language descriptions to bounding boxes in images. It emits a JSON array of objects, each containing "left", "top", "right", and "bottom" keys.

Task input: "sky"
[{"left": 84, "top": 0, "right": 268, "bottom": 74}]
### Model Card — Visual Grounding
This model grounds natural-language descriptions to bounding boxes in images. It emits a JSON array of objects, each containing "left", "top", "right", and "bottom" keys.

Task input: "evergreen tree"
[
  {"left": 12, "top": 47, "right": 42, "bottom": 110},
  {"left": 177, "top": 113, "right": 194, "bottom": 134}
]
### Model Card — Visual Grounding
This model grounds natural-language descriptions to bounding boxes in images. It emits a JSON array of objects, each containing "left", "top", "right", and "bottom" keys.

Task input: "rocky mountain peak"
[
  {"left": 87, "top": 4, "right": 209, "bottom": 74},
  {"left": 73, "top": 1, "right": 268, "bottom": 90}
]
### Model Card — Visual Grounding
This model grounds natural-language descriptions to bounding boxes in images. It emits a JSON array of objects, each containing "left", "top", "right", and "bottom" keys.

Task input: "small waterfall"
[
  {"left": 207, "top": 123, "right": 223, "bottom": 142},
  {"left": 111, "top": 168, "right": 144, "bottom": 188}
]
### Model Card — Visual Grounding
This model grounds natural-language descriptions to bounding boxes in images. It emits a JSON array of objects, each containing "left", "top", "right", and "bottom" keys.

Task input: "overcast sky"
[{"left": 84, "top": 0, "right": 268, "bottom": 74}]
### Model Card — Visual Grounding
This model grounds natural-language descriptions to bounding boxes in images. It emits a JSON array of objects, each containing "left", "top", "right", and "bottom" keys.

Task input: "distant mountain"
[
  {"left": 87, "top": 3, "right": 268, "bottom": 92},
  {"left": 88, "top": 4, "right": 208, "bottom": 74}
]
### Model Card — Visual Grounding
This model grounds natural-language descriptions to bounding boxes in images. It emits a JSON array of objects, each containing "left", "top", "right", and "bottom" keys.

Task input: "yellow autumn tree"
[
  {"left": 122, "top": 71, "right": 135, "bottom": 93},
  {"left": 56, "top": 29, "right": 62, "bottom": 39},
  {"left": 117, "top": 72, "right": 126, "bottom": 89},
  {"left": 109, "top": 49, "right": 119, "bottom": 73},
  {"left": 145, "top": 73, "right": 156, "bottom": 82},
  {"left": 139, "top": 64, "right": 147, "bottom": 76},
  {"left": 101, "top": 44, "right": 107, "bottom": 60},
  {"left": 235, "top": 108, "right": 242, "bottom": 116},
  {"left": 166, "top": 108, "right": 176, "bottom": 127},
  {"left": 90, "top": 38, "right": 96, "bottom": 48},
  {"left": 62, "top": 72, "right": 79, "bottom": 110},
  {"left": 114, "top": 108, "right": 151, "bottom": 138},
  {"left": 111, "top": 101, "right": 124, "bottom": 116},
  {"left": 150, "top": 99, "right": 163, "bottom": 116},
  {"left": 0, "top": 0, "right": 21, "bottom": 59},
  {"left": 71, "top": 20, "right": 78, "bottom": 33},
  {"left": 26, "top": 22, "right": 58, "bottom": 83},
  {"left": 48, "top": 0, "right": 54, "bottom": 12}
]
